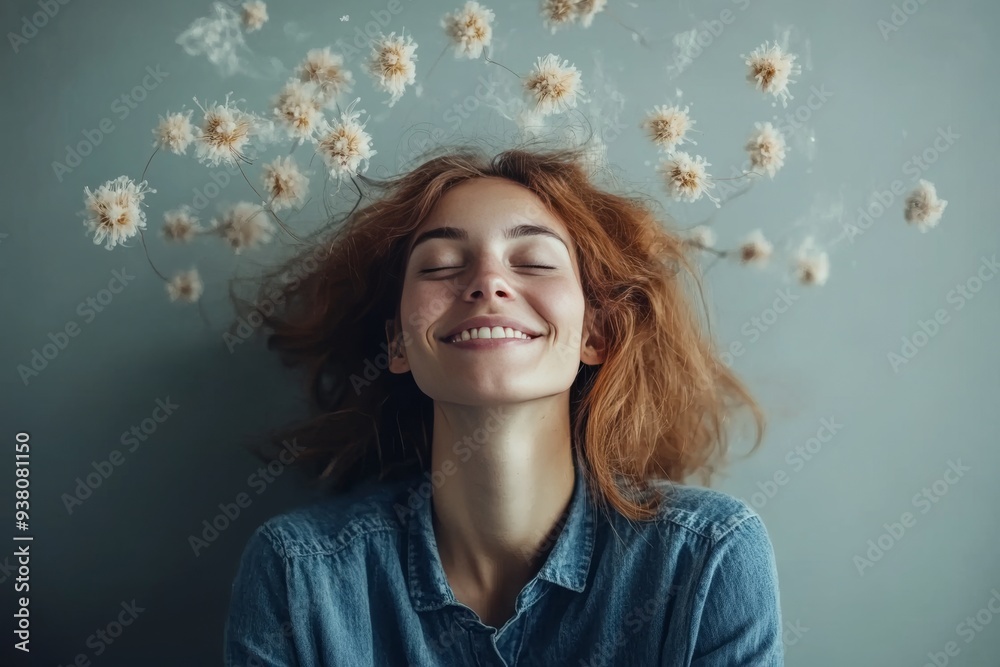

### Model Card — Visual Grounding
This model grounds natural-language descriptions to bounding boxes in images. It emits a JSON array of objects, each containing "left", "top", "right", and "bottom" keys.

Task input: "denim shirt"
[{"left": 224, "top": 460, "right": 784, "bottom": 666}]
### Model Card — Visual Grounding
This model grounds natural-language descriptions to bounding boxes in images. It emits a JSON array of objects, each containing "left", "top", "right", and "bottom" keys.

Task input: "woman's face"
[{"left": 389, "top": 176, "right": 604, "bottom": 404}]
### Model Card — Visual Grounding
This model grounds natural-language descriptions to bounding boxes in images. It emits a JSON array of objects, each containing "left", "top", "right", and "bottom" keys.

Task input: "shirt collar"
[{"left": 405, "top": 456, "right": 596, "bottom": 613}]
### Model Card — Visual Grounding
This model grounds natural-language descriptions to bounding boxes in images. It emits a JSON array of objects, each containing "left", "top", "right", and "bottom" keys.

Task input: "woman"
[{"left": 224, "top": 144, "right": 783, "bottom": 666}]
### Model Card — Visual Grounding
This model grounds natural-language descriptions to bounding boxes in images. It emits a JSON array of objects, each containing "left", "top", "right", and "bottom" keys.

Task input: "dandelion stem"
[
  {"left": 233, "top": 155, "right": 306, "bottom": 245},
  {"left": 604, "top": 9, "right": 654, "bottom": 50},
  {"left": 483, "top": 46, "right": 520, "bottom": 80},
  {"left": 140, "top": 146, "right": 159, "bottom": 183},
  {"left": 137, "top": 229, "right": 169, "bottom": 282}
]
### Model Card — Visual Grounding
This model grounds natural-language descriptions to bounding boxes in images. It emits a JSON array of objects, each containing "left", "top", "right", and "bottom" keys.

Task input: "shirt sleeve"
[
  {"left": 686, "top": 514, "right": 784, "bottom": 666},
  {"left": 224, "top": 523, "right": 300, "bottom": 667}
]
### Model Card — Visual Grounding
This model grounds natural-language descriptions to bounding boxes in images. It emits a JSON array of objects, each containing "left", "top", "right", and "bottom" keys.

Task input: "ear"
[
  {"left": 385, "top": 318, "right": 411, "bottom": 374},
  {"left": 580, "top": 305, "right": 606, "bottom": 366}
]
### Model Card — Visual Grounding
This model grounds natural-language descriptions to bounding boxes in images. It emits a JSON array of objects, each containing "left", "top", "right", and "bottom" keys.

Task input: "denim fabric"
[{"left": 224, "top": 459, "right": 784, "bottom": 666}]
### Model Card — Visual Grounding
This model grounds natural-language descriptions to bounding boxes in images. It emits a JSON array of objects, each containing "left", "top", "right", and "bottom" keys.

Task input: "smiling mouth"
[{"left": 441, "top": 333, "right": 542, "bottom": 346}]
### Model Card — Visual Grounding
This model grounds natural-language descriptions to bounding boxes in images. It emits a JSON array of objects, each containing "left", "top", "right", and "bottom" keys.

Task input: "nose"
[{"left": 457, "top": 256, "right": 515, "bottom": 302}]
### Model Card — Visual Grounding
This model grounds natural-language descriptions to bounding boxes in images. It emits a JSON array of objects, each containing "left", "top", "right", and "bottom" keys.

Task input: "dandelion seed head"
[
  {"left": 745, "top": 121, "right": 787, "bottom": 178},
  {"left": 166, "top": 268, "right": 205, "bottom": 303},
  {"left": 657, "top": 152, "right": 718, "bottom": 204},
  {"left": 261, "top": 156, "right": 310, "bottom": 211},
  {"left": 686, "top": 225, "right": 716, "bottom": 249},
  {"left": 316, "top": 98, "right": 377, "bottom": 180},
  {"left": 523, "top": 53, "right": 584, "bottom": 117},
  {"left": 574, "top": 0, "right": 607, "bottom": 27},
  {"left": 904, "top": 179, "right": 948, "bottom": 232},
  {"left": 443, "top": 1, "right": 495, "bottom": 59},
  {"left": 213, "top": 201, "right": 275, "bottom": 254},
  {"left": 743, "top": 41, "right": 800, "bottom": 107},
  {"left": 272, "top": 79, "right": 325, "bottom": 141},
  {"left": 297, "top": 47, "right": 354, "bottom": 104},
  {"left": 81, "top": 176, "right": 156, "bottom": 251},
  {"left": 642, "top": 104, "right": 695, "bottom": 153},
  {"left": 153, "top": 110, "right": 195, "bottom": 155},
  {"left": 364, "top": 31, "right": 418, "bottom": 107},
  {"left": 241, "top": 1, "right": 268, "bottom": 32},
  {"left": 193, "top": 93, "right": 259, "bottom": 167},
  {"left": 162, "top": 206, "right": 203, "bottom": 243},
  {"left": 541, "top": 0, "right": 579, "bottom": 34},
  {"left": 739, "top": 229, "right": 773, "bottom": 267},
  {"left": 793, "top": 248, "right": 830, "bottom": 286}
]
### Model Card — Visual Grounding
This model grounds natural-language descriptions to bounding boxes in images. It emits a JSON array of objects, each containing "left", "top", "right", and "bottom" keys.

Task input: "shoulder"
[
  {"left": 250, "top": 477, "right": 414, "bottom": 559},
  {"left": 627, "top": 479, "right": 765, "bottom": 546}
]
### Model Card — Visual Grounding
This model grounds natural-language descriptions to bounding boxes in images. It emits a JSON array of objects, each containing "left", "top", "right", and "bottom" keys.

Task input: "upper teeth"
[{"left": 449, "top": 326, "right": 533, "bottom": 342}]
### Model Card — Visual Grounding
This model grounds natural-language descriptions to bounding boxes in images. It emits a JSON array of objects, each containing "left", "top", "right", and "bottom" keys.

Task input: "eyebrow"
[{"left": 408, "top": 224, "right": 569, "bottom": 258}]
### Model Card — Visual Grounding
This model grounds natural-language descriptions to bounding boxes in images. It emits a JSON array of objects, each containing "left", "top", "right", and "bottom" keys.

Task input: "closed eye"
[{"left": 420, "top": 265, "right": 556, "bottom": 273}]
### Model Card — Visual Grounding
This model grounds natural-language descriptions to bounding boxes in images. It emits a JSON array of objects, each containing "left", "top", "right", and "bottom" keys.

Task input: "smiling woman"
[{"left": 223, "top": 141, "right": 781, "bottom": 666}]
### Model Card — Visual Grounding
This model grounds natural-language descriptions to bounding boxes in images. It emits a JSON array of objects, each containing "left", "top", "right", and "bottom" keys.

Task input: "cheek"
[{"left": 401, "top": 284, "right": 454, "bottom": 335}]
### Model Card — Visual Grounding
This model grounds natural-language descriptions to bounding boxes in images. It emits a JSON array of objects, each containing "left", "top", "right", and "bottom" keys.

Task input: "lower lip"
[{"left": 443, "top": 336, "right": 540, "bottom": 350}]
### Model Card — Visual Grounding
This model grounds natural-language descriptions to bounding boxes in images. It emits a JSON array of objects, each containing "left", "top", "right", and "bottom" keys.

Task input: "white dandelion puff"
[
  {"left": 742, "top": 41, "right": 800, "bottom": 107},
  {"left": 261, "top": 156, "right": 310, "bottom": 211},
  {"left": 166, "top": 268, "right": 205, "bottom": 303},
  {"left": 686, "top": 225, "right": 716, "bottom": 249},
  {"left": 641, "top": 104, "right": 696, "bottom": 153},
  {"left": 523, "top": 53, "right": 584, "bottom": 117},
  {"left": 738, "top": 229, "right": 773, "bottom": 267},
  {"left": 574, "top": 0, "right": 607, "bottom": 27},
  {"left": 745, "top": 121, "right": 787, "bottom": 178},
  {"left": 162, "top": 206, "right": 204, "bottom": 243},
  {"left": 442, "top": 1, "right": 495, "bottom": 59},
  {"left": 541, "top": 0, "right": 579, "bottom": 34},
  {"left": 657, "top": 152, "right": 718, "bottom": 205},
  {"left": 193, "top": 93, "right": 261, "bottom": 167},
  {"left": 792, "top": 240, "right": 830, "bottom": 286},
  {"left": 296, "top": 47, "right": 354, "bottom": 105},
  {"left": 213, "top": 202, "right": 275, "bottom": 254},
  {"left": 152, "top": 110, "right": 195, "bottom": 155},
  {"left": 241, "top": 1, "right": 268, "bottom": 32},
  {"left": 340, "top": 15, "right": 349, "bottom": 22},
  {"left": 315, "top": 98, "right": 377, "bottom": 181},
  {"left": 272, "top": 79, "right": 325, "bottom": 143},
  {"left": 364, "top": 31, "right": 418, "bottom": 107},
  {"left": 904, "top": 179, "right": 948, "bottom": 232},
  {"left": 80, "top": 176, "right": 156, "bottom": 251}
]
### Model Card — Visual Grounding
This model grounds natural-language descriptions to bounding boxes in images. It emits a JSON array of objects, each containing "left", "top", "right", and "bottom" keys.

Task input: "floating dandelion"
[
  {"left": 213, "top": 202, "right": 275, "bottom": 254},
  {"left": 364, "top": 31, "right": 418, "bottom": 107},
  {"left": 742, "top": 41, "right": 800, "bottom": 107},
  {"left": 658, "top": 152, "right": 718, "bottom": 205},
  {"left": 641, "top": 104, "right": 696, "bottom": 153},
  {"left": 152, "top": 110, "right": 195, "bottom": 155},
  {"left": 686, "top": 225, "right": 716, "bottom": 249},
  {"left": 904, "top": 179, "right": 948, "bottom": 232},
  {"left": 241, "top": 1, "right": 268, "bottom": 32},
  {"left": 162, "top": 206, "right": 204, "bottom": 243},
  {"left": 272, "top": 79, "right": 325, "bottom": 143},
  {"left": 81, "top": 176, "right": 156, "bottom": 251},
  {"left": 541, "top": 0, "right": 578, "bottom": 34},
  {"left": 296, "top": 47, "right": 354, "bottom": 105},
  {"left": 166, "top": 268, "right": 205, "bottom": 303},
  {"left": 792, "top": 240, "right": 830, "bottom": 286},
  {"left": 261, "top": 156, "right": 310, "bottom": 211},
  {"left": 193, "top": 93, "right": 260, "bottom": 167},
  {"left": 443, "top": 1, "right": 495, "bottom": 59},
  {"left": 738, "top": 229, "right": 773, "bottom": 267},
  {"left": 745, "top": 121, "right": 787, "bottom": 178},
  {"left": 315, "top": 98, "right": 377, "bottom": 181},
  {"left": 574, "top": 0, "right": 607, "bottom": 27},
  {"left": 523, "top": 53, "right": 584, "bottom": 117}
]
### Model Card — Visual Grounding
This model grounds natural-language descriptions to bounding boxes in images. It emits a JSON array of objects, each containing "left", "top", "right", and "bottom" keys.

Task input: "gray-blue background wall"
[{"left": 2, "top": 0, "right": 998, "bottom": 665}]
